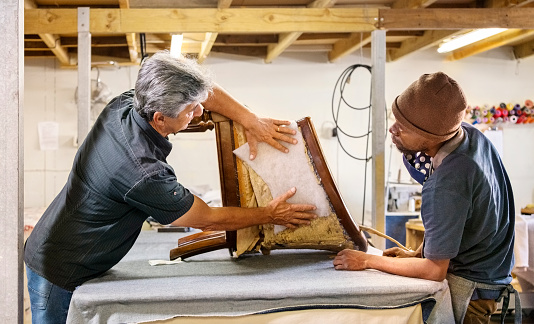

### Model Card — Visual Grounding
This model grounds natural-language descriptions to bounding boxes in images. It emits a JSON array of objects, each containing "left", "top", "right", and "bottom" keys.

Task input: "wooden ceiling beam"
[
  {"left": 198, "top": 32, "right": 219, "bottom": 63},
  {"left": 328, "top": 32, "right": 372, "bottom": 61},
  {"left": 266, "top": 32, "right": 303, "bottom": 63},
  {"left": 212, "top": 46, "right": 267, "bottom": 57},
  {"left": 24, "top": 8, "right": 379, "bottom": 34},
  {"left": 214, "top": 34, "right": 278, "bottom": 45},
  {"left": 446, "top": 29, "right": 534, "bottom": 61},
  {"left": 388, "top": 30, "right": 461, "bottom": 61},
  {"left": 118, "top": 0, "right": 139, "bottom": 64},
  {"left": 325, "top": 0, "right": 432, "bottom": 65},
  {"left": 485, "top": 0, "right": 534, "bottom": 8},
  {"left": 391, "top": 0, "right": 438, "bottom": 9},
  {"left": 24, "top": 0, "right": 71, "bottom": 65},
  {"left": 60, "top": 36, "right": 128, "bottom": 47},
  {"left": 379, "top": 8, "right": 534, "bottom": 29},
  {"left": 197, "top": 0, "right": 233, "bottom": 64},
  {"left": 218, "top": 0, "right": 234, "bottom": 9},
  {"left": 513, "top": 38, "right": 534, "bottom": 59},
  {"left": 265, "top": 0, "right": 336, "bottom": 63}
]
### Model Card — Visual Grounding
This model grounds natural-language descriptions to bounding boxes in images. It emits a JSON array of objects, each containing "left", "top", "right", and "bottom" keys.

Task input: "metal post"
[
  {"left": 77, "top": 7, "right": 92, "bottom": 145},
  {"left": 371, "top": 30, "right": 386, "bottom": 249},
  {"left": 0, "top": 0, "right": 24, "bottom": 322}
]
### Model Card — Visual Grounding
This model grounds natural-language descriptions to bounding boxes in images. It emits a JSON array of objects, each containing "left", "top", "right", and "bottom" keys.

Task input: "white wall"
[{"left": 24, "top": 47, "right": 534, "bottom": 225}]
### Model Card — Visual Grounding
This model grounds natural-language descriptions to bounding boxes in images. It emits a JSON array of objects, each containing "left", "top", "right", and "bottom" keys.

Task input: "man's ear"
[{"left": 152, "top": 111, "right": 165, "bottom": 126}]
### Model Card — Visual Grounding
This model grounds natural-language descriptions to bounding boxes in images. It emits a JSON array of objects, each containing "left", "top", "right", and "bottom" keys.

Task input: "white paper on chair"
[{"left": 233, "top": 121, "right": 331, "bottom": 234}]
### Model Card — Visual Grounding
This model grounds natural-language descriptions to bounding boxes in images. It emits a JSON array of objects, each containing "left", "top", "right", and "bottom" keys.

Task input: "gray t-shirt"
[
  {"left": 421, "top": 123, "right": 515, "bottom": 285},
  {"left": 24, "top": 90, "right": 194, "bottom": 291}
]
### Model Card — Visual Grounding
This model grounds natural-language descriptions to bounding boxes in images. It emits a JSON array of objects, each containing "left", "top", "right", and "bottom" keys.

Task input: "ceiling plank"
[
  {"left": 513, "top": 38, "right": 534, "bottom": 59},
  {"left": 218, "top": 0, "right": 234, "bottom": 8},
  {"left": 446, "top": 29, "right": 534, "bottom": 60},
  {"left": 197, "top": 0, "right": 233, "bottom": 63},
  {"left": 327, "top": 0, "right": 432, "bottom": 66},
  {"left": 198, "top": 32, "right": 219, "bottom": 63},
  {"left": 265, "top": 0, "right": 336, "bottom": 63},
  {"left": 212, "top": 46, "right": 267, "bottom": 57},
  {"left": 391, "top": 0, "right": 438, "bottom": 9},
  {"left": 214, "top": 34, "right": 278, "bottom": 45},
  {"left": 388, "top": 30, "right": 461, "bottom": 61},
  {"left": 328, "top": 32, "right": 372, "bottom": 61},
  {"left": 379, "top": 8, "right": 534, "bottom": 29},
  {"left": 118, "top": 0, "right": 139, "bottom": 64},
  {"left": 61, "top": 36, "right": 128, "bottom": 47},
  {"left": 24, "top": 8, "right": 379, "bottom": 34},
  {"left": 24, "top": 0, "right": 70, "bottom": 65},
  {"left": 266, "top": 32, "right": 302, "bottom": 62},
  {"left": 485, "top": 0, "right": 534, "bottom": 8}
]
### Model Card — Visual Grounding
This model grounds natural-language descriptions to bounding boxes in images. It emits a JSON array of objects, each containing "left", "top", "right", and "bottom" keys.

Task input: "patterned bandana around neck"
[{"left": 404, "top": 152, "right": 433, "bottom": 184}]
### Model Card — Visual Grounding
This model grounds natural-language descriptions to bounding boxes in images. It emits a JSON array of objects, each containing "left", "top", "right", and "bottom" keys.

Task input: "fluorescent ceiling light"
[
  {"left": 170, "top": 34, "right": 183, "bottom": 57},
  {"left": 437, "top": 28, "right": 507, "bottom": 53}
]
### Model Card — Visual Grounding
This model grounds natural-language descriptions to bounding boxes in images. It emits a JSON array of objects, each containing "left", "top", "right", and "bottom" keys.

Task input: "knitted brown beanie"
[{"left": 392, "top": 72, "right": 467, "bottom": 142}]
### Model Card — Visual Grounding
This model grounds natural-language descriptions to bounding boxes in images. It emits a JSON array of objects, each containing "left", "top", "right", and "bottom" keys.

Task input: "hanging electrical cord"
[
  {"left": 331, "top": 64, "right": 389, "bottom": 226},
  {"left": 139, "top": 33, "right": 149, "bottom": 64},
  {"left": 331, "top": 64, "right": 373, "bottom": 160}
]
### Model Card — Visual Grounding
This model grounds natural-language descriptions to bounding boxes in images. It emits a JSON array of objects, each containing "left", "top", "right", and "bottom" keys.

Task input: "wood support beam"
[
  {"left": 446, "top": 29, "right": 534, "bottom": 61},
  {"left": 24, "top": 0, "right": 70, "bottom": 65},
  {"left": 214, "top": 34, "right": 278, "bottom": 45},
  {"left": 197, "top": 0, "right": 233, "bottom": 64},
  {"left": 218, "top": 0, "right": 233, "bottom": 9},
  {"left": 391, "top": 0, "right": 438, "bottom": 9},
  {"left": 513, "top": 38, "right": 534, "bottom": 59},
  {"left": 118, "top": 0, "right": 139, "bottom": 64},
  {"left": 265, "top": 0, "right": 336, "bottom": 63},
  {"left": 198, "top": 32, "right": 219, "bottom": 63},
  {"left": 24, "top": 8, "right": 379, "bottom": 34},
  {"left": 388, "top": 30, "right": 461, "bottom": 61},
  {"left": 266, "top": 32, "right": 302, "bottom": 63},
  {"left": 485, "top": 0, "right": 534, "bottom": 8},
  {"left": 379, "top": 8, "right": 534, "bottom": 29},
  {"left": 36, "top": 33, "right": 70, "bottom": 64},
  {"left": 328, "top": 32, "right": 372, "bottom": 62}
]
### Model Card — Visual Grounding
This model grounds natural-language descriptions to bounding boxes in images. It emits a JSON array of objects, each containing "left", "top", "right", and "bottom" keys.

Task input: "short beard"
[{"left": 394, "top": 143, "right": 428, "bottom": 156}]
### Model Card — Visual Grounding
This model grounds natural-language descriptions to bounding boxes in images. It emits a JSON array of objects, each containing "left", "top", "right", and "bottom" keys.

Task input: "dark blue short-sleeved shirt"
[
  {"left": 24, "top": 90, "right": 194, "bottom": 291},
  {"left": 421, "top": 123, "right": 515, "bottom": 285}
]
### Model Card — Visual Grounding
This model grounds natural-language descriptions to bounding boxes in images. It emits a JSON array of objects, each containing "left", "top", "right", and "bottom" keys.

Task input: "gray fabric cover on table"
[{"left": 67, "top": 231, "right": 453, "bottom": 324}]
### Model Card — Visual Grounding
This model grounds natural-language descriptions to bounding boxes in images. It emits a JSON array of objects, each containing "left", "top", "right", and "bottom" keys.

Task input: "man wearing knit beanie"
[{"left": 334, "top": 72, "right": 517, "bottom": 323}]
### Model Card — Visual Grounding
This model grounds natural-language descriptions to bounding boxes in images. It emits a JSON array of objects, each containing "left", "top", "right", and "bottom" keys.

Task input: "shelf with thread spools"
[{"left": 467, "top": 100, "right": 534, "bottom": 126}]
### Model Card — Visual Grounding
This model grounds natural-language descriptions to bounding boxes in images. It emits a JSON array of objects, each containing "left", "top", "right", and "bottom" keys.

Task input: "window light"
[
  {"left": 170, "top": 34, "right": 183, "bottom": 57},
  {"left": 437, "top": 29, "right": 507, "bottom": 53}
]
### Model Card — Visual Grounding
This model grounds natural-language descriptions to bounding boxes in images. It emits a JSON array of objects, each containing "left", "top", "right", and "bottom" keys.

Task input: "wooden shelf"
[{"left": 405, "top": 220, "right": 425, "bottom": 250}]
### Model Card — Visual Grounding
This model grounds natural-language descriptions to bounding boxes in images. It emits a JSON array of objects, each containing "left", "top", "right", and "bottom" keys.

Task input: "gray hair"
[{"left": 134, "top": 51, "right": 214, "bottom": 121}]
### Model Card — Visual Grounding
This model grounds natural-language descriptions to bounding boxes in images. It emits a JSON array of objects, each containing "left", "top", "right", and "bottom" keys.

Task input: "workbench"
[{"left": 66, "top": 230, "right": 453, "bottom": 323}]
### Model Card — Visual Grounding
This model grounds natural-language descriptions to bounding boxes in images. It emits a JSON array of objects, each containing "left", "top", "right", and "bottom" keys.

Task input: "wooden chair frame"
[{"left": 170, "top": 113, "right": 367, "bottom": 260}]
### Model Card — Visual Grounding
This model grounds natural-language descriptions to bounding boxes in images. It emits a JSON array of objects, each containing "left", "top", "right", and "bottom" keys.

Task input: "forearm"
[
  {"left": 202, "top": 84, "right": 256, "bottom": 128},
  {"left": 189, "top": 207, "right": 271, "bottom": 231},
  {"left": 173, "top": 189, "right": 316, "bottom": 230},
  {"left": 366, "top": 254, "right": 448, "bottom": 281},
  {"left": 171, "top": 196, "right": 269, "bottom": 231}
]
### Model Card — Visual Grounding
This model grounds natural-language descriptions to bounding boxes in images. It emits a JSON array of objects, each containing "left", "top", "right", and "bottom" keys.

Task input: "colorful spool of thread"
[{"left": 467, "top": 100, "right": 534, "bottom": 126}]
